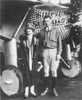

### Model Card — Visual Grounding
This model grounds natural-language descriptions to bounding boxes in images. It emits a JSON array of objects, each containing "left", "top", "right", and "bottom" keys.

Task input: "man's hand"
[{"left": 56, "top": 54, "right": 61, "bottom": 61}]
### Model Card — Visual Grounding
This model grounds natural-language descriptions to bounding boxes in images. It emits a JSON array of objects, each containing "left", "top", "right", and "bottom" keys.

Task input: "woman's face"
[{"left": 26, "top": 28, "right": 33, "bottom": 35}]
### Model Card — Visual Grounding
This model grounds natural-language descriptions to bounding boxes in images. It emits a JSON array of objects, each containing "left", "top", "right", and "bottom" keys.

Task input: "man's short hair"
[
  {"left": 43, "top": 15, "right": 51, "bottom": 25},
  {"left": 44, "top": 15, "right": 51, "bottom": 20}
]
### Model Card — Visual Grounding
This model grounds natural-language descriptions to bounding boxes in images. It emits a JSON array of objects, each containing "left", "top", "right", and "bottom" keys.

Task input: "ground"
[{"left": 1, "top": 71, "right": 82, "bottom": 100}]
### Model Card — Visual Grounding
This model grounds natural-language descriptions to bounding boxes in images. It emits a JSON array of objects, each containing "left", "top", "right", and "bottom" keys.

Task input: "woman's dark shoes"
[
  {"left": 30, "top": 85, "right": 37, "bottom": 97},
  {"left": 24, "top": 87, "right": 29, "bottom": 98},
  {"left": 21, "top": 95, "right": 29, "bottom": 99},
  {"left": 30, "top": 93, "right": 37, "bottom": 97}
]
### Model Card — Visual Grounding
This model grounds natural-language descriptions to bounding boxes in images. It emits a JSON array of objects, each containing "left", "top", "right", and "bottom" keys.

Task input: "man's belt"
[{"left": 43, "top": 46, "right": 57, "bottom": 49}]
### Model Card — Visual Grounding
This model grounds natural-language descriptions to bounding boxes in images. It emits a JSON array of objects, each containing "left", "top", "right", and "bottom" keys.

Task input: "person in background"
[
  {"left": 19, "top": 23, "right": 37, "bottom": 98},
  {"left": 36, "top": 15, "right": 62, "bottom": 96}
]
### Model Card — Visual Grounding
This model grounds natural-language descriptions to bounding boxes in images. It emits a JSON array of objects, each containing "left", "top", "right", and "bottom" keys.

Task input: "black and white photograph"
[{"left": 0, "top": 0, "right": 82, "bottom": 100}]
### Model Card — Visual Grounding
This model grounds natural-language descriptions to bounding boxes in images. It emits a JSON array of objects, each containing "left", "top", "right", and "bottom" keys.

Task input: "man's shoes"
[
  {"left": 53, "top": 88, "right": 58, "bottom": 96},
  {"left": 30, "top": 85, "right": 37, "bottom": 97},
  {"left": 40, "top": 88, "right": 49, "bottom": 96}
]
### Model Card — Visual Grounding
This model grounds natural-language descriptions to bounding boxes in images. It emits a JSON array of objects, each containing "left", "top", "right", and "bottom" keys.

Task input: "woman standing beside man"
[{"left": 19, "top": 23, "right": 37, "bottom": 98}]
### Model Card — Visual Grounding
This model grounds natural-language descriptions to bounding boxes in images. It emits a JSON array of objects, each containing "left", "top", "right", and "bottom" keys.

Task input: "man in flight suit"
[{"left": 37, "top": 15, "right": 62, "bottom": 96}]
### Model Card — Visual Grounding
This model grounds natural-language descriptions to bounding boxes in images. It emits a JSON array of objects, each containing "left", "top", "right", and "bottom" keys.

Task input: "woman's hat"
[{"left": 25, "top": 23, "right": 35, "bottom": 31}]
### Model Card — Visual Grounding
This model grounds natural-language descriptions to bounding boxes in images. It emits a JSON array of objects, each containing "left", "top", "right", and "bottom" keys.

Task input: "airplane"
[{"left": 0, "top": 0, "right": 82, "bottom": 96}]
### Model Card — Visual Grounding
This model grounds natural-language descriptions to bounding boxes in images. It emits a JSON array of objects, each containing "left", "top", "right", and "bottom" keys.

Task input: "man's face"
[
  {"left": 26, "top": 28, "right": 33, "bottom": 35},
  {"left": 44, "top": 17, "right": 52, "bottom": 27},
  {"left": 52, "top": 14, "right": 56, "bottom": 20}
]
